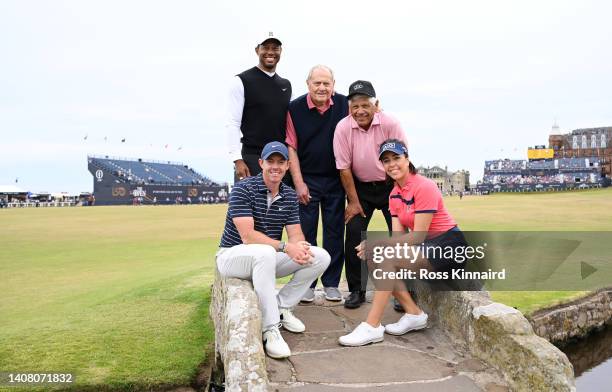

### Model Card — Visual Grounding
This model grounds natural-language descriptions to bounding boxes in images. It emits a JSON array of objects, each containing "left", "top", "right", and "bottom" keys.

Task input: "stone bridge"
[{"left": 210, "top": 273, "right": 574, "bottom": 392}]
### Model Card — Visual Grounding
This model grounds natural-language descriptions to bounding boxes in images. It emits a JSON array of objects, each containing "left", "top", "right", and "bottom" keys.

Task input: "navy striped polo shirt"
[{"left": 220, "top": 174, "right": 300, "bottom": 247}]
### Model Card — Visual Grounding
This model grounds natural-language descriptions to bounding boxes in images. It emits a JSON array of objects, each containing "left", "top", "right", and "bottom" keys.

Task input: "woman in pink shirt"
[{"left": 339, "top": 138, "right": 468, "bottom": 346}]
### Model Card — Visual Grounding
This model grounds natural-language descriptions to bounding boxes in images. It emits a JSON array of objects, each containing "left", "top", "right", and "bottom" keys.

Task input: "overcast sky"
[{"left": 1, "top": 0, "right": 611, "bottom": 193}]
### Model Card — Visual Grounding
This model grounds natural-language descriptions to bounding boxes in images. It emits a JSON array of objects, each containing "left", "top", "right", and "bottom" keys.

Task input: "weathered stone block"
[
  {"left": 210, "top": 269, "right": 268, "bottom": 391},
  {"left": 528, "top": 288, "right": 612, "bottom": 343},
  {"left": 409, "top": 280, "right": 575, "bottom": 391}
]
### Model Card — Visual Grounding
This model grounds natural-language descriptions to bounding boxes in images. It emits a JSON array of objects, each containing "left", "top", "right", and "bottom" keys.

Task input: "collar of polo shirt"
[
  {"left": 254, "top": 173, "right": 287, "bottom": 197},
  {"left": 351, "top": 111, "right": 381, "bottom": 131}
]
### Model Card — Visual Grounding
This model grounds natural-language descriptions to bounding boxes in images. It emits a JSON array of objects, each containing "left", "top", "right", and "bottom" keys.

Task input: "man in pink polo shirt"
[{"left": 333, "top": 80, "right": 408, "bottom": 308}]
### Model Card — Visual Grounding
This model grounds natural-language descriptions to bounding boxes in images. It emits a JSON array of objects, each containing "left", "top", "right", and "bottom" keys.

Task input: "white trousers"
[{"left": 216, "top": 244, "right": 330, "bottom": 330}]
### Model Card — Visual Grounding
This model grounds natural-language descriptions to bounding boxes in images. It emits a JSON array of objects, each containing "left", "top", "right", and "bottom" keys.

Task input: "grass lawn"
[
  {"left": 373, "top": 188, "right": 612, "bottom": 314},
  {"left": 1, "top": 188, "right": 611, "bottom": 390},
  {"left": 440, "top": 188, "right": 612, "bottom": 231},
  {"left": 365, "top": 187, "right": 612, "bottom": 232},
  {"left": 0, "top": 205, "right": 227, "bottom": 391}
]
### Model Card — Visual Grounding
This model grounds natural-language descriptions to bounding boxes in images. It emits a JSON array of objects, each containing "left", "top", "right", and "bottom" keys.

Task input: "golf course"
[{"left": 1, "top": 188, "right": 611, "bottom": 391}]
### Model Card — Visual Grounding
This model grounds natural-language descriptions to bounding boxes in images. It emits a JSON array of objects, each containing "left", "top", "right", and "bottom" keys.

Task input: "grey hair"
[
  {"left": 349, "top": 95, "right": 379, "bottom": 106},
  {"left": 306, "top": 64, "right": 334, "bottom": 82}
]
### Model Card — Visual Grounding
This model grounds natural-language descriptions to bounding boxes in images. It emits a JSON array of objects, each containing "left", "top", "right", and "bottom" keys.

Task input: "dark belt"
[{"left": 355, "top": 179, "right": 389, "bottom": 187}]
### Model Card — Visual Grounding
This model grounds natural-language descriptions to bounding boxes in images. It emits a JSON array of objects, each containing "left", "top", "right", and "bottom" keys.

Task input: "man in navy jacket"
[{"left": 286, "top": 65, "right": 348, "bottom": 303}]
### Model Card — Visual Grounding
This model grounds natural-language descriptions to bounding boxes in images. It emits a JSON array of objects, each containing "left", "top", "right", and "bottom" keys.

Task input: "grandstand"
[
  {"left": 478, "top": 125, "right": 612, "bottom": 193},
  {"left": 88, "top": 156, "right": 229, "bottom": 205},
  {"left": 481, "top": 157, "right": 602, "bottom": 192}
]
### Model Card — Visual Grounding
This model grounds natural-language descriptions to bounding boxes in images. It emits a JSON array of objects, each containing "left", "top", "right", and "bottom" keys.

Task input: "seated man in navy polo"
[{"left": 216, "top": 141, "right": 331, "bottom": 358}]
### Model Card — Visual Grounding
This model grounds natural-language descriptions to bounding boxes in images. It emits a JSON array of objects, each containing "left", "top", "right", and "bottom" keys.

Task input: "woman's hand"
[{"left": 355, "top": 240, "right": 366, "bottom": 260}]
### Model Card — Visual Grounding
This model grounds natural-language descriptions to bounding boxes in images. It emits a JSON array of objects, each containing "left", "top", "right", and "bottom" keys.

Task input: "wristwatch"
[{"left": 278, "top": 241, "right": 287, "bottom": 253}]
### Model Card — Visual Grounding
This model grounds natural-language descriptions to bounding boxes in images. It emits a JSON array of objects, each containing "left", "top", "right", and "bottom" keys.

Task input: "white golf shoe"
[
  {"left": 280, "top": 308, "right": 305, "bottom": 333},
  {"left": 384, "top": 312, "right": 428, "bottom": 335},
  {"left": 338, "top": 322, "right": 385, "bottom": 346},
  {"left": 263, "top": 326, "right": 291, "bottom": 359}
]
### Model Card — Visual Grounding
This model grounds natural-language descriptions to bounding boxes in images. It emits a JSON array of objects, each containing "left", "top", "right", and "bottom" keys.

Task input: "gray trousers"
[{"left": 216, "top": 244, "right": 330, "bottom": 330}]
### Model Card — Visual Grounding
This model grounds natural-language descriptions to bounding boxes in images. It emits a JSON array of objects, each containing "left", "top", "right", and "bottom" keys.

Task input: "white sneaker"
[
  {"left": 338, "top": 322, "right": 385, "bottom": 346},
  {"left": 384, "top": 312, "right": 428, "bottom": 335},
  {"left": 263, "top": 326, "right": 291, "bottom": 358},
  {"left": 280, "top": 308, "right": 305, "bottom": 333}
]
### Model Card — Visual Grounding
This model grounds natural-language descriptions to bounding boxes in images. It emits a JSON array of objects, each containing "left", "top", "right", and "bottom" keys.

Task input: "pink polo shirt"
[
  {"left": 388, "top": 174, "right": 457, "bottom": 237},
  {"left": 285, "top": 94, "right": 334, "bottom": 149},
  {"left": 333, "top": 112, "right": 407, "bottom": 182}
]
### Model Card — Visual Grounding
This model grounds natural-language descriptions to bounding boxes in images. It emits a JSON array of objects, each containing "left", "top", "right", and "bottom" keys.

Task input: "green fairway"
[
  {"left": 366, "top": 188, "right": 612, "bottom": 313},
  {"left": 1, "top": 205, "right": 228, "bottom": 391},
  {"left": 367, "top": 188, "right": 612, "bottom": 231},
  {"left": 1, "top": 188, "right": 611, "bottom": 390},
  {"left": 284, "top": 189, "right": 612, "bottom": 302}
]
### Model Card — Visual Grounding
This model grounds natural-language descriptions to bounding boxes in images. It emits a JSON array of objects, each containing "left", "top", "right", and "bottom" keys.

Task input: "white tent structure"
[
  {"left": 0, "top": 185, "right": 28, "bottom": 207},
  {"left": 0, "top": 185, "right": 28, "bottom": 194},
  {"left": 1, "top": 186, "right": 79, "bottom": 207}
]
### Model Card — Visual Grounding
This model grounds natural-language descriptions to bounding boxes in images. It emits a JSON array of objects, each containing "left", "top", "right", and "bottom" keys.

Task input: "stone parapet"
[
  {"left": 210, "top": 270, "right": 578, "bottom": 391},
  {"left": 527, "top": 288, "right": 612, "bottom": 343},
  {"left": 412, "top": 283, "right": 575, "bottom": 391},
  {"left": 210, "top": 270, "right": 268, "bottom": 392}
]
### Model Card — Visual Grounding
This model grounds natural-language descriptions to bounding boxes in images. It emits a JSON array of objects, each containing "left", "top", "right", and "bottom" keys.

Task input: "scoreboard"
[{"left": 527, "top": 146, "right": 554, "bottom": 160}]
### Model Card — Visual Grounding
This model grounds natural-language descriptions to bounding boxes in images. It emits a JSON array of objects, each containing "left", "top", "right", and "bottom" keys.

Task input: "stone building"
[
  {"left": 549, "top": 125, "right": 612, "bottom": 177},
  {"left": 417, "top": 165, "right": 470, "bottom": 194}
]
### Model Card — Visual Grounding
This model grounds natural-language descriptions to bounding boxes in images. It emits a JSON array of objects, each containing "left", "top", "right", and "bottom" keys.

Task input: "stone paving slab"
[
  {"left": 384, "top": 327, "right": 465, "bottom": 363},
  {"left": 270, "top": 375, "right": 482, "bottom": 391},
  {"left": 267, "top": 358, "right": 294, "bottom": 383},
  {"left": 281, "top": 330, "right": 346, "bottom": 353},
  {"left": 266, "top": 284, "right": 509, "bottom": 391},
  {"left": 290, "top": 344, "right": 455, "bottom": 383},
  {"left": 291, "top": 306, "right": 345, "bottom": 332},
  {"left": 330, "top": 301, "right": 401, "bottom": 329}
]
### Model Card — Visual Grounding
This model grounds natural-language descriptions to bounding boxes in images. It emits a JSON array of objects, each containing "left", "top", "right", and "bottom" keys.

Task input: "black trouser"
[
  {"left": 298, "top": 175, "right": 345, "bottom": 288},
  {"left": 345, "top": 179, "right": 393, "bottom": 293}
]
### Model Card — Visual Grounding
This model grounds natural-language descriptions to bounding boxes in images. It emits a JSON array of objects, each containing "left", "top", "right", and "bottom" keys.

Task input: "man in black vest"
[
  {"left": 286, "top": 65, "right": 348, "bottom": 303},
  {"left": 226, "top": 32, "right": 292, "bottom": 183}
]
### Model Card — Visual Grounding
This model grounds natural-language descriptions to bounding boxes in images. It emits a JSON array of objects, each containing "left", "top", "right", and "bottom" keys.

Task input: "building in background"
[
  {"left": 418, "top": 165, "right": 470, "bottom": 194},
  {"left": 478, "top": 124, "right": 612, "bottom": 193},
  {"left": 88, "top": 156, "right": 229, "bottom": 205},
  {"left": 548, "top": 125, "right": 612, "bottom": 178}
]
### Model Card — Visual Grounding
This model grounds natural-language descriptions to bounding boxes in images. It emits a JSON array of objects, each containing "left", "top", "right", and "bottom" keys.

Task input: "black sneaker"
[{"left": 344, "top": 291, "right": 366, "bottom": 309}]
